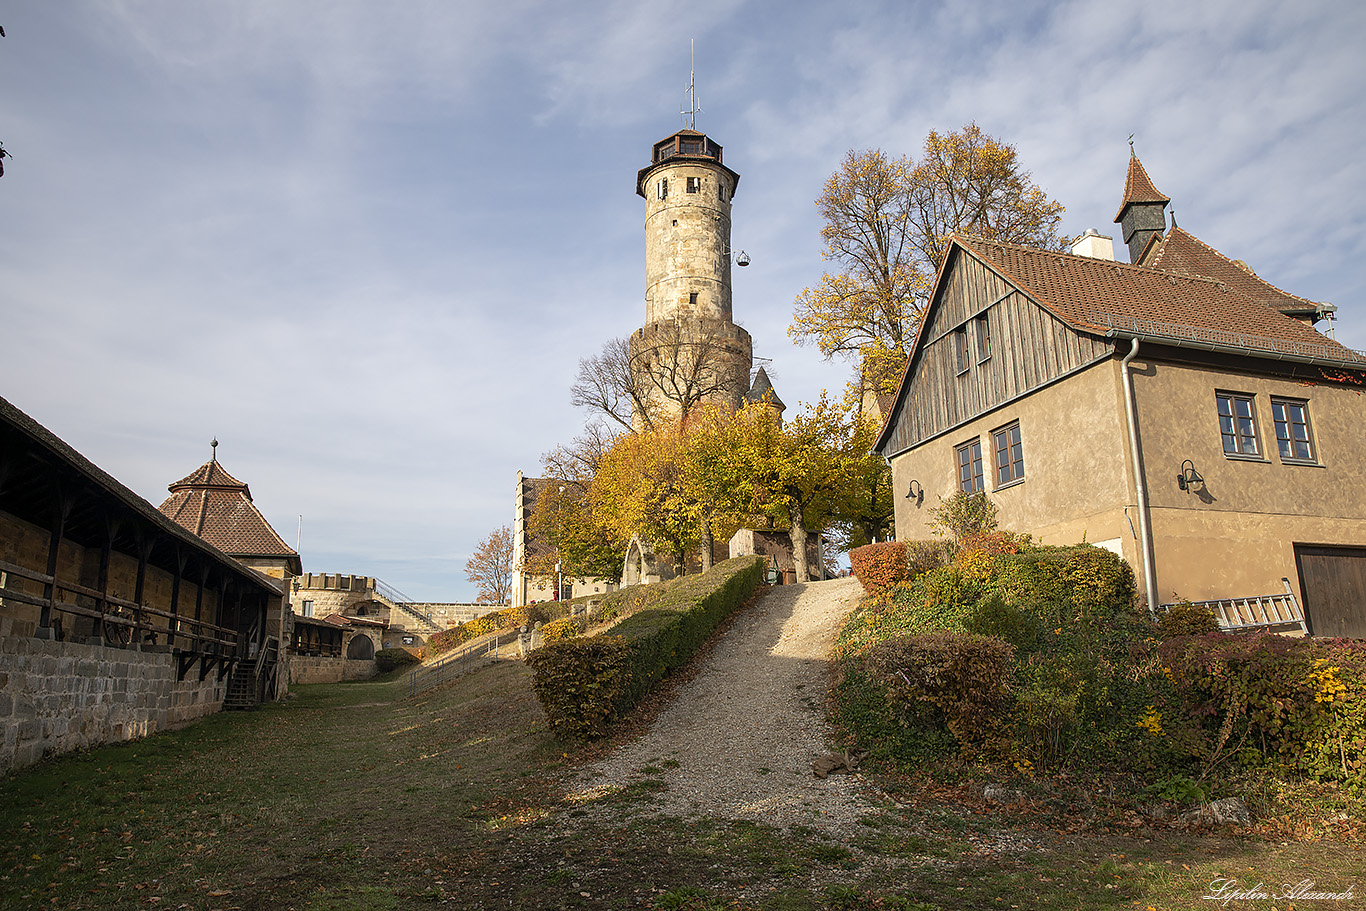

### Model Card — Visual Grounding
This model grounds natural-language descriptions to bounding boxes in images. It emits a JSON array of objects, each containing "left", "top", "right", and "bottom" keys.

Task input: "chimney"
[{"left": 1071, "top": 228, "right": 1115, "bottom": 261}]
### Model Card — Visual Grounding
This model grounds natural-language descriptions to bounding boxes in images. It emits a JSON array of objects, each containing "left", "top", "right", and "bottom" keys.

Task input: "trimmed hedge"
[
  {"left": 526, "top": 556, "right": 766, "bottom": 740},
  {"left": 849, "top": 541, "right": 908, "bottom": 602},
  {"left": 863, "top": 632, "right": 1015, "bottom": 758}
]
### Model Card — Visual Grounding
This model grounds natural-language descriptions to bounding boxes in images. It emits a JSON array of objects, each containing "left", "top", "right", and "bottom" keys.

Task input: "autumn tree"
[
  {"left": 790, "top": 124, "right": 1068, "bottom": 399},
  {"left": 465, "top": 524, "right": 513, "bottom": 604},
  {"left": 590, "top": 420, "right": 699, "bottom": 575},
  {"left": 689, "top": 397, "right": 888, "bottom": 581},
  {"left": 527, "top": 425, "right": 625, "bottom": 584}
]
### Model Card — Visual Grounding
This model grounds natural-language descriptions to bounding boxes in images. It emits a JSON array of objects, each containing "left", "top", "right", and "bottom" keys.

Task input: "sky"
[{"left": 2, "top": 1, "right": 1364, "bottom": 600}]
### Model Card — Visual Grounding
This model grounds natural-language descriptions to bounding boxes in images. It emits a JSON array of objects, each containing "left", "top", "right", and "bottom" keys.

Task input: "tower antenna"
[{"left": 681, "top": 39, "right": 701, "bottom": 130}]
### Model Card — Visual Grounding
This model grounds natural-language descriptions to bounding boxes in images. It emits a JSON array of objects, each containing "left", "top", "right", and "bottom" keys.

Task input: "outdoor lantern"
[{"left": 906, "top": 479, "right": 924, "bottom": 506}]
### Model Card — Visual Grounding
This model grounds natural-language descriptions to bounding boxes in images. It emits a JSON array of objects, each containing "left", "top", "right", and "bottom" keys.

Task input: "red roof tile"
[
  {"left": 1143, "top": 227, "right": 1320, "bottom": 317},
  {"left": 158, "top": 459, "right": 300, "bottom": 562},
  {"left": 1113, "top": 154, "right": 1170, "bottom": 223},
  {"left": 955, "top": 235, "right": 1364, "bottom": 366}
]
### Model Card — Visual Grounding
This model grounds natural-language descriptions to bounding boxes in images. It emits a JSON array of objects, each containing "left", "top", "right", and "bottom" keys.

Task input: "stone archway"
[{"left": 346, "top": 633, "right": 375, "bottom": 660}]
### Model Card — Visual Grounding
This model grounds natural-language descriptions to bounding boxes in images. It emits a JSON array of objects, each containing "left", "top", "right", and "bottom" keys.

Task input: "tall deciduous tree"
[
  {"left": 790, "top": 124, "right": 1068, "bottom": 398},
  {"left": 465, "top": 525, "right": 514, "bottom": 604}
]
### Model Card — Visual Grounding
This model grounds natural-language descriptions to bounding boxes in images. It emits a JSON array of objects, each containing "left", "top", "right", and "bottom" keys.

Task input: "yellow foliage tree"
[{"left": 791, "top": 124, "right": 1068, "bottom": 399}]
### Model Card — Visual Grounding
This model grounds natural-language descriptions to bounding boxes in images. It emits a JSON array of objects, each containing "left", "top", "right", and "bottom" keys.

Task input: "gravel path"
[{"left": 564, "top": 577, "right": 883, "bottom": 837}]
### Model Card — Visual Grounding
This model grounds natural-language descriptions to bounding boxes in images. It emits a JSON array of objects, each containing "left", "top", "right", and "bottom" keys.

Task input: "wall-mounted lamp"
[
  {"left": 1176, "top": 459, "right": 1203, "bottom": 492},
  {"left": 906, "top": 479, "right": 924, "bottom": 507},
  {"left": 723, "top": 248, "right": 751, "bottom": 267}
]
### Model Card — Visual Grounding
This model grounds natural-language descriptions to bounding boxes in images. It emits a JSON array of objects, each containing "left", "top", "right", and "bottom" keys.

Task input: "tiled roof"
[
  {"left": 956, "top": 236, "right": 1365, "bottom": 365},
  {"left": 1113, "top": 154, "right": 1170, "bottom": 223},
  {"left": 744, "top": 366, "right": 786, "bottom": 411},
  {"left": 1143, "top": 227, "right": 1320, "bottom": 317},
  {"left": 168, "top": 460, "right": 251, "bottom": 496},
  {"left": 158, "top": 459, "right": 300, "bottom": 561}
]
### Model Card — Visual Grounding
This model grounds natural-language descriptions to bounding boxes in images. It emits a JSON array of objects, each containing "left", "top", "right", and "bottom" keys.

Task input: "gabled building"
[{"left": 875, "top": 154, "right": 1366, "bottom": 638}]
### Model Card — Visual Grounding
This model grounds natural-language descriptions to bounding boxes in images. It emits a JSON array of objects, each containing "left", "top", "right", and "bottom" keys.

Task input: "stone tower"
[{"left": 629, "top": 129, "right": 753, "bottom": 423}]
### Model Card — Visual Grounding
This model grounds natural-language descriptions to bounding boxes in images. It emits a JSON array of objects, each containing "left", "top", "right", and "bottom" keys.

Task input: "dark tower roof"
[
  {"left": 1113, "top": 151, "right": 1171, "bottom": 263},
  {"left": 744, "top": 366, "right": 785, "bottom": 413},
  {"left": 637, "top": 129, "right": 741, "bottom": 198},
  {"left": 159, "top": 457, "right": 301, "bottom": 570}
]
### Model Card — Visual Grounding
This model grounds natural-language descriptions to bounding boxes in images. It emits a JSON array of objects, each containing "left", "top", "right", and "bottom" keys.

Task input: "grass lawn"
[{"left": 1, "top": 660, "right": 1361, "bottom": 911}]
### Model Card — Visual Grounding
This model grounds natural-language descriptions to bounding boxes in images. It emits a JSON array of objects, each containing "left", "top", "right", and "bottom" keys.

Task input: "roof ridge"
[
  {"left": 957, "top": 234, "right": 1229, "bottom": 289},
  {"left": 1162, "top": 226, "right": 1318, "bottom": 307}
]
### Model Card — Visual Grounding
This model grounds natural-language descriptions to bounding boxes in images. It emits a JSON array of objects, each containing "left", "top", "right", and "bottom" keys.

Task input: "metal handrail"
[{"left": 406, "top": 631, "right": 516, "bottom": 697}]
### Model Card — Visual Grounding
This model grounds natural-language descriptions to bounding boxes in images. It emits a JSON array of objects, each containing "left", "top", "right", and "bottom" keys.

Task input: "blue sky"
[{"left": 2, "top": 1, "right": 1363, "bottom": 600}]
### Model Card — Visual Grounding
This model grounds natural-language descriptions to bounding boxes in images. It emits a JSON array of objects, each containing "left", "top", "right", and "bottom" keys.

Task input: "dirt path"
[{"left": 564, "top": 577, "right": 881, "bottom": 836}]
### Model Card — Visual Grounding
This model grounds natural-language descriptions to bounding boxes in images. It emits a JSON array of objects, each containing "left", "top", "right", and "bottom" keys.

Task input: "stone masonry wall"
[
  {"left": 288, "top": 655, "right": 377, "bottom": 685},
  {"left": 0, "top": 636, "right": 226, "bottom": 773}
]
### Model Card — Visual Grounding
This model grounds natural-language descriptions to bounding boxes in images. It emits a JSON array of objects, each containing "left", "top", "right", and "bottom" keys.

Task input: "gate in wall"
[{"left": 1294, "top": 544, "right": 1366, "bottom": 639}]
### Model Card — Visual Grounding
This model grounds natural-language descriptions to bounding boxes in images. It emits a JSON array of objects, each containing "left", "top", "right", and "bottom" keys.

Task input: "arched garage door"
[
  {"left": 1294, "top": 544, "right": 1366, "bottom": 639},
  {"left": 346, "top": 634, "right": 375, "bottom": 660}
]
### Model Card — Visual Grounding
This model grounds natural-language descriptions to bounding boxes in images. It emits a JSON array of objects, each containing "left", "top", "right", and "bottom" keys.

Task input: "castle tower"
[{"left": 628, "top": 128, "right": 753, "bottom": 422}]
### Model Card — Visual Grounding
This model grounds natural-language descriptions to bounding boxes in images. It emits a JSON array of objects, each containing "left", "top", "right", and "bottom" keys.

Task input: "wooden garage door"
[{"left": 1294, "top": 544, "right": 1366, "bottom": 639}]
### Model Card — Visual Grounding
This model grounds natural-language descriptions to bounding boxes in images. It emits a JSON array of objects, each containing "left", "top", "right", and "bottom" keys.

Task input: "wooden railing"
[
  {"left": 1159, "top": 579, "right": 1308, "bottom": 634},
  {"left": 0, "top": 558, "right": 241, "bottom": 654}
]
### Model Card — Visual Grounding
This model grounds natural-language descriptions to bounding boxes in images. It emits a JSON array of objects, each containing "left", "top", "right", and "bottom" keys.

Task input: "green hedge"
[{"left": 526, "top": 556, "right": 766, "bottom": 740}]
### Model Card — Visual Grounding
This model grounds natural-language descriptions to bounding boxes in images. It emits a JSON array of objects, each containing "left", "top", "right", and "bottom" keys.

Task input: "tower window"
[
  {"left": 689, "top": 292, "right": 699, "bottom": 306},
  {"left": 686, "top": 177, "right": 701, "bottom": 193},
  {"left": 657, "top": 177, "right": 668, "bottom": 199},
  {"left": 718, "top": 182, "right": 727, "bottom": 200}
]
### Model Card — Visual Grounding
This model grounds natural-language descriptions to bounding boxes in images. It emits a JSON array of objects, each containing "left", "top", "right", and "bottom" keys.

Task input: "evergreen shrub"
[{"left": 526, "top": 556, "right": 766, "bottom": 739}]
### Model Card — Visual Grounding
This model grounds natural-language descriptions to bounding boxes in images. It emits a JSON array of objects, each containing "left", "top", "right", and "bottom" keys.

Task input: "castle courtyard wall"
[{"left": 0, "top": 635, "right": 226, "bottom": 773}]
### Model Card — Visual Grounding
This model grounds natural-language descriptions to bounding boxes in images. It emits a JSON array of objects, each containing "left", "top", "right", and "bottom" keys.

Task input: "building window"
[
  {"left": 1216, "top": 392, "right": 1259, "bottom": 456},
  {"left": 686, "top": 176, "right": 701, "bottom": 193},
  {"left": 975, "top": 314, "right": 991, "bottom": 362},
  {"left": 1271, "top": 399, "right": 1314, "bottom": 461},
  {"left": 993, "top": 422, "right": 1024, "bottom": 486},
  {"left": 301, "top": 599, "right": 314, "bottom": 618},
  {"left": 954, "top": 327, "right": 970, "bottom": 374},
  {"left": 689, "top": 291, "right": 698, "bottom": 306},
  {"left": 718, "top": 181, "right": 727, "bottom": 200},
  {"left": 956, "top": 439, "right": 984, "bottom": 493},
  {"left": 657, "top": 177, "right": 668, "bottom": 199}
]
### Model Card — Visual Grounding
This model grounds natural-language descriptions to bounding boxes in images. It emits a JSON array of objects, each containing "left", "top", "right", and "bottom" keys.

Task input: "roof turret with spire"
[
  {"left": 1113, "top": 141, "right": 1171, "bottom": 263},
  {"left": 158, "top": 441, "right": 301, "bottom": 576}
]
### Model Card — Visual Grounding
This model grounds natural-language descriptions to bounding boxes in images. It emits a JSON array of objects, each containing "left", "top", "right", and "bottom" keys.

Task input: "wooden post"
[
  {"left": 194, "top": 564, "right": 208, "bottom": 652},
  {"left": 132, "top": 532, "right": 153, "bottom": 644},
  {"left": 39, "top": 489, "right": 73, "bottom": 632},
  {"left": 96, "top": 516, "right": 120, "bottom": 642},
  {"left": 168, "top": 546, "right": 187, "bottom": 650}
]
